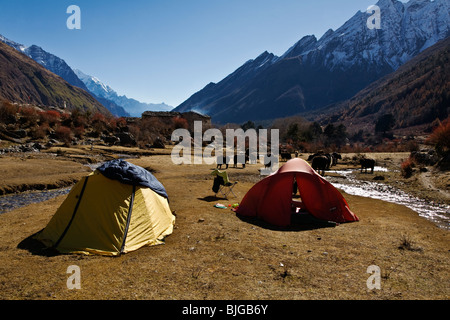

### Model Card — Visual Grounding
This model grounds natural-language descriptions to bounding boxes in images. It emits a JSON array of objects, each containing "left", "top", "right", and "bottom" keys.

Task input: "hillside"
[
  {"left": 319, "top": 36, "right": 450, "bottom": 134},
  {"left": 0, "top": 41, "right": 109, "bottom": 115}
]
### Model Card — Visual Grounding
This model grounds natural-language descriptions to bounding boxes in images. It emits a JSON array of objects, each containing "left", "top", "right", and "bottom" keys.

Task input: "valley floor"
[{"left": 0, "top": 146, "right": 448, "bottom": 300}]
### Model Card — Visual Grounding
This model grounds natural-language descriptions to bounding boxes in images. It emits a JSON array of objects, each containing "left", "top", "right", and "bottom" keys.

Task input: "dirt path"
[{"left": 418, "top": 171, "right": 450, "bottom": 201}]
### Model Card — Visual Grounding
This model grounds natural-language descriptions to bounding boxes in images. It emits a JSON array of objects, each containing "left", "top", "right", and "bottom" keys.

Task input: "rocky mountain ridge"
[{"left": 174, "top": 0, "right": 450, "bottom": 125}]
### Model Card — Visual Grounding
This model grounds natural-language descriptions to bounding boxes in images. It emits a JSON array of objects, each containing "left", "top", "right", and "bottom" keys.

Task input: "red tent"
[{"left": 236, "top": 158, "right": 359, "bottom": 227}]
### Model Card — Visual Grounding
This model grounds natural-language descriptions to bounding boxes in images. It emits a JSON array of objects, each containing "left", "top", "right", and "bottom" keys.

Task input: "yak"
[
  {"left": 312, "top": 155, "right": 329, "bottom": 176},
  {"left": 280, "top": 152, "right": 292, "bottom": 162},
  {"left": 331, "top": 152, "right": 342, "bottom": 166},
  {"left": 360, "top": 158, "right": 375, "bottom": 174}
]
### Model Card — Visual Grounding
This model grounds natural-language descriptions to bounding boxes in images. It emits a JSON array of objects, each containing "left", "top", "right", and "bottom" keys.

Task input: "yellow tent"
[{"left": 35, "top": 160, "right": 175, "bottom": 256}]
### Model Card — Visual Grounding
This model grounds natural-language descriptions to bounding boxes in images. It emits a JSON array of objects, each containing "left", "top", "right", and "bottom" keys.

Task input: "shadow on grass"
[
  {"left": 17, "top": 231, "right": 61, "bottom": 257},
  {"left": 197, "top": 195, "right": 229, "bottom": 203},
  {"left": 236, "top": 213, "right": 339, "bottom": 232}
]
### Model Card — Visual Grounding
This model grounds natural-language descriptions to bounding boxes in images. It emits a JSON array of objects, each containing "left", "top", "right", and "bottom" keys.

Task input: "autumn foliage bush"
[
  {"left": 19, "top": 106, "right": 39, "bottom": 125},
  {"left": 55, "top": 126, "right": 73, "bottom": 145},
  {"left": 401, "top": 158, "right": 415, "bottom": 178},
  {"left": 0, "top": 100, "right": 19, "bottom": 124},
  {"left": 426, "top": 117, "right": 450, "bottom": 155},
  {"left": 30, "top": 123, "right": 50, "bottom": 140},
  {"left": 39, "top": 110, "right": 61, "bottom": 126}
]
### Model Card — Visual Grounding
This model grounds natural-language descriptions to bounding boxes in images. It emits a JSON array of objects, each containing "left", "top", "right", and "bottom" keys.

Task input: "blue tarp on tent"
[{"left": 97, "top": 159, "right": 168, "bottom": 199}]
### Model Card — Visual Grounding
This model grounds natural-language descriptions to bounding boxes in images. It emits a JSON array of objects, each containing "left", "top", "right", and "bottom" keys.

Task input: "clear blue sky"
[{"left": 0, "top": 0, "right": 387, "bottom": 107}]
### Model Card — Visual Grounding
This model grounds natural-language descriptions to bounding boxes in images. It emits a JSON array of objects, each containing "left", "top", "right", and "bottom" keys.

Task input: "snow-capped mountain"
[
  {"left": 0, "top": 34, "right": 131, "bottom": 117},
  {"left": 0, "top": 34, "right": 26, "bottom": 52},
  {"left": 74, "top": 69, "right": 117, "bottom": 99},
  {"left": 321, "top": 36, "right": 450, "bottom": 133},
  {"left": 1, "top": 33, "right": 170, "bottom": 117},
  {"left": 283, "top": 0, "right": 450, "bottom": 70},
  {"left": 25, "top": 45, "right": 90, "bottom": 92},
  {"left": 74, "top": 69, "right": 173, "bottom": 117},
  {"left": 0, "top": 40, "right": 109, "bottom": 115},
  {"left": 174, "top": 0, "right": 450, "bottom": 124},
  {"left": 0, "top": 34, "right": 88, "bottom": 92}
]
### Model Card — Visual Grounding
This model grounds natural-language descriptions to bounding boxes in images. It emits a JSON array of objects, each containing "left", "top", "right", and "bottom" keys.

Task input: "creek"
[
  {"left": 0, "top": 159, "right": 122, "bottom": 215},
  {"left": 325, "top": 167, "right": 450, "bottom": 230},
  {"left": 0, "top": 187, "right": 71, "bottom": 215}
]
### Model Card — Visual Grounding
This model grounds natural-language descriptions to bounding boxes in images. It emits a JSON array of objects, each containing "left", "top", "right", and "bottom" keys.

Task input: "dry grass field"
[{"left": 0, "top": 147, "right": 448, "bottom": 301}]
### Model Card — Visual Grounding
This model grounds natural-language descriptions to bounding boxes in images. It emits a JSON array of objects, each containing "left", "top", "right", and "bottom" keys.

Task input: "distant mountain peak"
[
  {"left": 0, "top": 33, "right": 171, "bottom": 117},
  {"left": 282, "top": 34, "right": 318, "bottom": 59},
  {"left": 74, "top": 69, "right": 115, "bottom": 96},
  {"left": 0, "top": 34, "right": 90, "bottom": 92},
  {"left": 0, "top": 40, "right": 109, "bottom": 115},
  {"left": 74, "top": 69, "right": 172, "bottom": 117}
]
